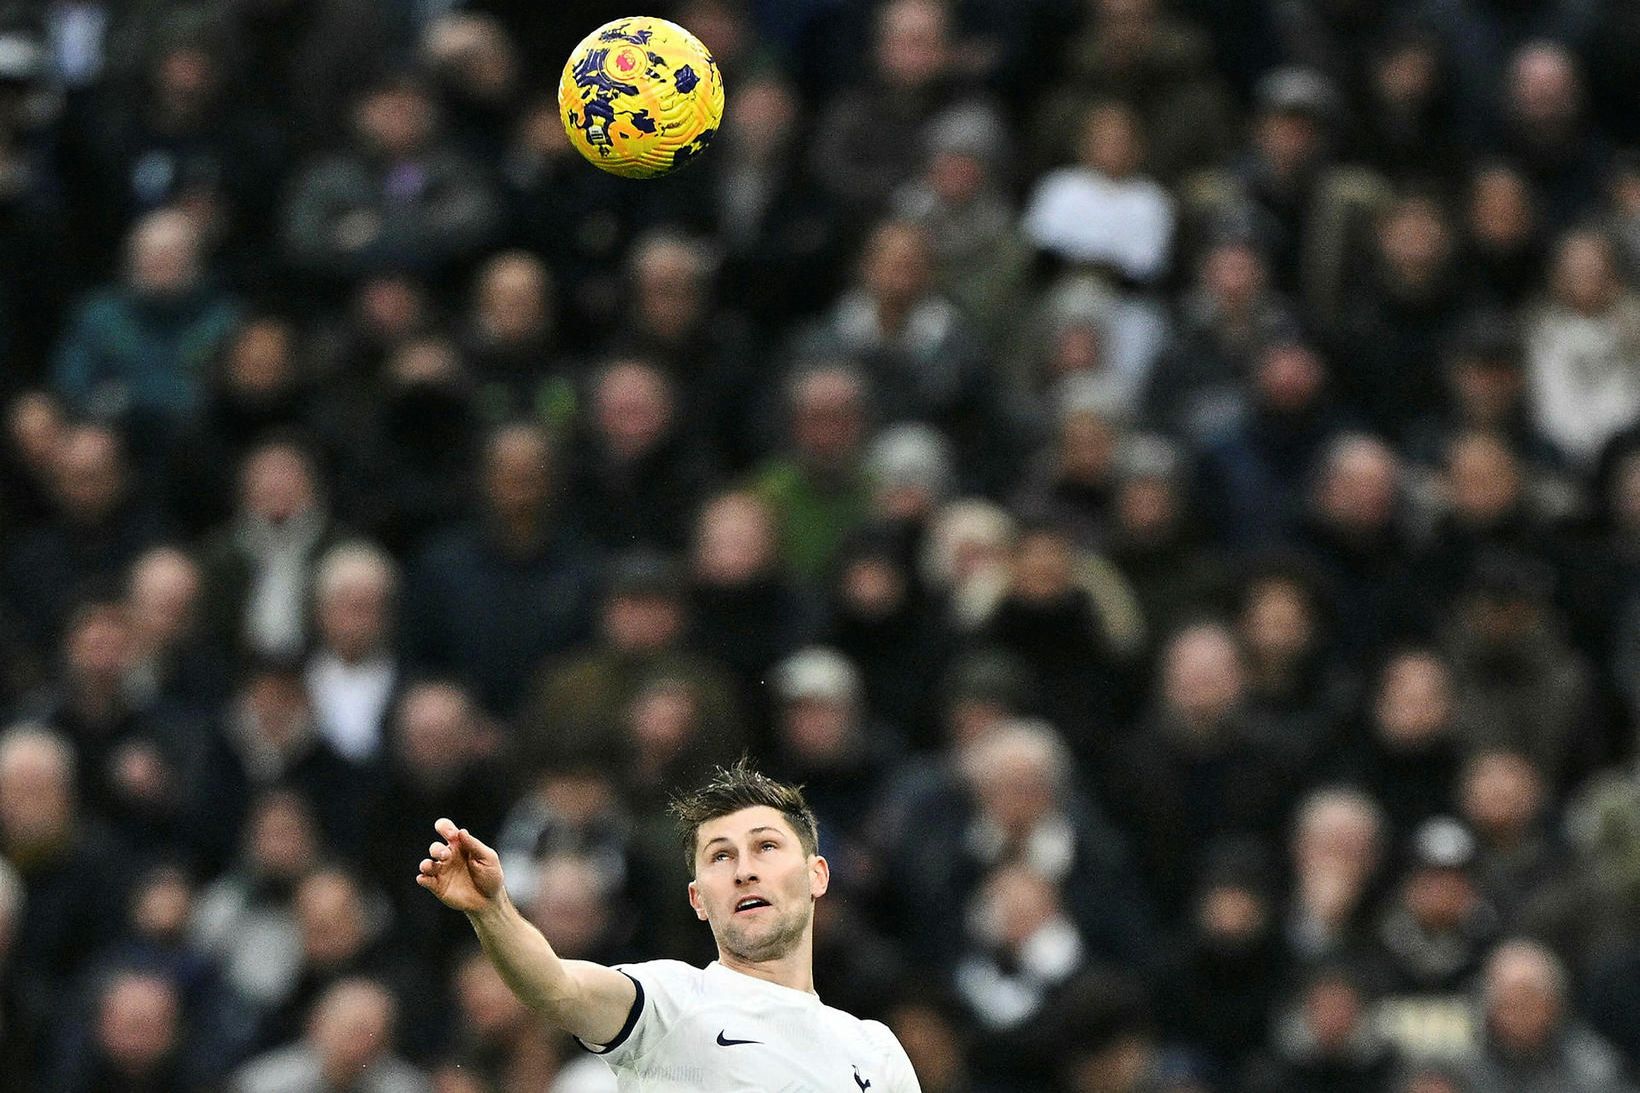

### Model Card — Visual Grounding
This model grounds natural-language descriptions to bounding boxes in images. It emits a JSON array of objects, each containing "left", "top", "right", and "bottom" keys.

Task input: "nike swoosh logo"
[{"left": 716, "top": 1031, "right": 762, "bottom": 1046}]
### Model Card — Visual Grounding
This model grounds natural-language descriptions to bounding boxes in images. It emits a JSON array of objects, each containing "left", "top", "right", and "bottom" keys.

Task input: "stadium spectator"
[
  {"left": 230, "top": 976, "right": 430, "bottom": 1093},
  {"left": 1456, "top": 939, "right": 1636, "bottom": 1093},
  {"left": 51, "top": 208, "right": 242, "bottom": 448},
  {"left": 400, "top": 422, "right": 599, "bottom": 717}
]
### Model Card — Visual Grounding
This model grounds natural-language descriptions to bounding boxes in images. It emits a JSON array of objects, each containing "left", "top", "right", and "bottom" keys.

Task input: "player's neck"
[{"left": 715, "top": 936, "right": 815, "bottom": 994}]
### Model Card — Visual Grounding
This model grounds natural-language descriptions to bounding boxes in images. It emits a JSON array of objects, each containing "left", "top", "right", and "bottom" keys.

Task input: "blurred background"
[{"left": 3, "top": 0, "right": 1640, "bottom": 1091}]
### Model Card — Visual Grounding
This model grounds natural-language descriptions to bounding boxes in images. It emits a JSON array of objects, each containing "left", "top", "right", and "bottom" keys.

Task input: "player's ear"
[
  {"left": 808, "top": 854, "right": 829, "bottom": 900},
  {"left": 687, "top": 880, "right": 709, "bottom": 920}
]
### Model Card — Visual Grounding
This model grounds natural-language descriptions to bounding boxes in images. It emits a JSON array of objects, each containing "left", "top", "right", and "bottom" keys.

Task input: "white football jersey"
[{"left": 580, "top": 959, "right": 921, "bottom": 1092}]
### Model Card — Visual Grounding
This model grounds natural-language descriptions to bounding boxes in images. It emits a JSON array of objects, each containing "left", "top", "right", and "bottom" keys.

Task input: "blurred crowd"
[{"left": 5, "top": 0, "right": 1640, "bottom": 1091}]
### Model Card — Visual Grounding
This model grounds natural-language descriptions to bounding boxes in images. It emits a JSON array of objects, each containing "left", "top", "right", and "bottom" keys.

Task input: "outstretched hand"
[{"left": 416, "top": 818, "right": 505, "bottom": 914}]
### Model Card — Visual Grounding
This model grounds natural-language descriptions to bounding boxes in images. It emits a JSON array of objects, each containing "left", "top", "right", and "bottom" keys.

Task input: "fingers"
[
  {"left": 434, "top": 817, "right": 459, "bottom": 841},
  {"left": 459, "top": 828, "right": 496, "bottom": 863}
]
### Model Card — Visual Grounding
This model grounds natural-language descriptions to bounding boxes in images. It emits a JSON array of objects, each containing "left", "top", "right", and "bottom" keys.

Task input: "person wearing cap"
[
  {"left": 1104, "top": 432, "right": 1232, "bottom": 650},
  {"left": 767, "top": 646, "right": 902, "bottom": 885},
  {"left": 890, "top": 104, "right": 1031, "bottom": 349},
  {"left": 1441, "top": 548, "right": 1595, "bottom": 788},
  {"left": 1368, "top": 818, "right": 1499, "bottom": 1060},
  {"left": 1180, "top": 64, "right": 1391, "bottom": 328}
]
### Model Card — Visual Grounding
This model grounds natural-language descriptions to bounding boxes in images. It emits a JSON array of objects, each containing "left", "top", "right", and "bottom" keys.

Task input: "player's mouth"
[{"left": 734, "top": 895, "right": 773, "bottom": 914}]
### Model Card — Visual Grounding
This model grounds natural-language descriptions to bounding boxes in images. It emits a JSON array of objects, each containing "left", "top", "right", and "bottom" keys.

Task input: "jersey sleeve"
[
  {"left": 864, "top": 1019, "right": 922, "bottom": 1092},
  {"left": 576, "top": 959, "right": 701, "bottom": 1069}
]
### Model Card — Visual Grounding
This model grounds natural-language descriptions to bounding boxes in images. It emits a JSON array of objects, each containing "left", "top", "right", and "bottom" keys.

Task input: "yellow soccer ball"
[{"left": 557, "top": 17, "right": 725, "bottom": 179}]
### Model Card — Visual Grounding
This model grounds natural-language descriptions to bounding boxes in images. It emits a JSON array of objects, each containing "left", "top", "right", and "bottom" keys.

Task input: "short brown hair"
[{"left": 669, "top": 758, "right": 820, "bottom": 870}]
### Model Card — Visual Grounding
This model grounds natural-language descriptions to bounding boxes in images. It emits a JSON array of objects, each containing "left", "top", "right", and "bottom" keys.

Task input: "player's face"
[{"left": 688, "top": 806, "right": 828, "bottom": 963}]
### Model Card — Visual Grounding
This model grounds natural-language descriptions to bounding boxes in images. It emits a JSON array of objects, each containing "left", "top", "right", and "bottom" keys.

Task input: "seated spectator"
[
  {"left": 896, "top": 718, "right": 1155, "bottom": 970},
  {"left": 748, "top": 363, "right": 876, "bottom": 581},
  {"left": 328, "top": 335, "right": 484, "bottom": 557},
  {"left": 1495, "top": 43, "right": 1611, "bottom": 232},
  {"left": 1283, "top": 788, "right": 1387, "bottom": 969},
  {"left": 1156, "top": 840, "right": 1286, "bottom": 1079},
  {"left": 2, "top": 422, "right": 165, "bottom": 653},
  {"left": 24, "top": 596, "right": 204, "bottom": 859},
  {"left": 162, "top": 314, "right": 325, "bottom": 538},
  {"left": 1525, "top": 226, "right": 1640, "bottom": 467},
  {"left": 50, "top": 967, "right": 194, "bottom": 1092},
  {"left": 51, "top": 208, "right": 241, "bottom": 450},
  {"left": 1369, "top": 819, "right": 1499, "bottom": 1051},
  {"left": 1032, "top": 0, "right": 1235, "bottom": 182},
  {"left": 799, "top": 219, "right": 1014, "bottom": 491},
  {"left": 125, "top": 546, "right": 232, "bottom": 720},
  {"left": 977, "top": 522, "right": 1142, "bottom": 748},
  {"left": 1440, "top": 551, "right": 1596, "bottom": 789},
  {"left": 459, "top": 251, "right": 576, "bottom": 425},
  {"left": 1144, "top": 232, "right": 1295, "bottom": 440},
  {"left": 431, "top": 949, "right": 560, "bottom": 1091},
  {"left": 1011, "top": 385, "right": 1129, "bottom": 551},
  {"left": 193, "top": 656, "right": 368, "bottom": 864},
  {"left": 1459, "top": 750, "right": 1564, "bottom": 930},
  {"left": 1331, "top": 191, "right": 1475, "bottom": 442},
  {"left": 231, "top": 977, "right": 430, "bottom": 1093},
  {"left": 0, "top": 725, "right": 134, "bottom": 1049},
  {"left": 199, "top": 436, "right": 348, "bottom": 662},
  {"left": 687, "top": 490, "right": 818, "bottom": 729},
  {"left": 1243, "top": 963, "right": 1399, "bottom": 1093},
  {"left": 1105, "top": 623, "right": 1295, "bottom": 918},
  {"left": 1105, "top": 435, "right": 1232, "bottom": 650},
  {"left": 891, "top": 105, "right": 1030, "bottom": 349},
  {"left": 563, "top": 358, "right": 718, "bottom": 555},
  {"left": 712, "top": 72, "right": 844, "bottom": 337},
  {"left": 954, "top": 862, "right": 1090, "bottom": 1033},
  {"left": 821, "top": 524, "right": 953, "bottom": 749},
  {"left": 1294, "top": 434, "right": 1415, "bottom": 658},
  {"left": 1462, "top": 161, "right": 1548, "bottom": 312},
  {"left": 518, "top": 550, "right": 741, "bottom": 771},
  {"left": 280, "top": 72, "right": 501, "bottom": 288},
  {"left": 1235, "top": 559, "right": 1354, "bottom": 765},
  {"left": 401, "top": 422, "right": 600, "bottom": 717},
  {"left": 1198, "top": 330, "right": 1352, "bottom": 549},
  {"left": 1180, "top": 65, "right": 1390, "bottom": 328},
  {"left": 255, "top": 866, "right": 426, "bottom": 1059},
  {"left": 808, "top": 0, "right": 993, "bottom": 215},
  {"left": 1455, "top": 939, "right": 1635, "bottom": 1093},
  {"left": 1333, "top": 647, "right": 1464, "bottom": 841},
  {"left": 304, "top": 542, "right": 402, "bottom": 766},
  {"left": 602, "top": 232, "right": 761, "bottom": 471},
  {"left": 1022, "top": 99, "right": 1175, "bottom": 285},
  {"left": 189, "top": 789, "right": 317, "bottom": 1009},
  {"left": 767, "top": 647, "right": 902, "bottom": 886},
  {"left": 1404, "top": 315, "right": 1570, "bottom": 479}
]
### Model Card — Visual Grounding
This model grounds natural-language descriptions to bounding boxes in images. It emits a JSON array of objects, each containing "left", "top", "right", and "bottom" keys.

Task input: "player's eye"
[
  {"left": 712, "top": 850, "right": 730, "bottom": 862},
  {"left": 760, "top": 841, "right": 777, "bottom": 852}
]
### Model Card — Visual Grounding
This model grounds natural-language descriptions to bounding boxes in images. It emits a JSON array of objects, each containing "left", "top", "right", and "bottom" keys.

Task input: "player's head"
[{"left": 671, "top": 760, "right": 827, "bottom": 964}]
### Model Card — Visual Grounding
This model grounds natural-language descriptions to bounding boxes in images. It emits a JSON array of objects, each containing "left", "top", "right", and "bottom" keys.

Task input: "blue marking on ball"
[
  {"left": 674, "top": 65, "right": 700, "bottom": 94},
  {"left": 598, "top": 25, "right": 653, "bottom": 45}
]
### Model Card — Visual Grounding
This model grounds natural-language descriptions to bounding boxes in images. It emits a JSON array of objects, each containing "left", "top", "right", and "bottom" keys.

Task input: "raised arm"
[{"left": 417, "top": 817, "right": 636, "bottom": 1045}]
